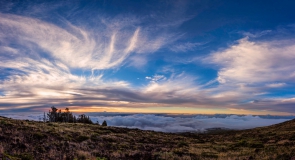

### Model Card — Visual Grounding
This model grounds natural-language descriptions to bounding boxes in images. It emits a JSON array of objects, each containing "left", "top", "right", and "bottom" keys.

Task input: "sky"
[{"left": 1, "top": 0, "right": 295, "bottom": 115}]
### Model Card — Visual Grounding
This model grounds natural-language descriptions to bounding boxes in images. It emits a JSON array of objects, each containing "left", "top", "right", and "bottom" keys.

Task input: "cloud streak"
[
  {"left": 0, "top": 10, "right": 201, "bottom": 112},
  {"left": 0, "top": 13, "right": 156, "bottom": 70},
  {"left": 1, "top": 1, "right": 295, "bottom": 115},
  {"left": 170, "top": 42, "right": 205, "bottom": 52}
]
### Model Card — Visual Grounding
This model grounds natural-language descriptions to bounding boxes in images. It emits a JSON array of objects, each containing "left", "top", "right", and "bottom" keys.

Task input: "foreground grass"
[{"left": 0, "top": 116, "right": 295, "bottom": 159}]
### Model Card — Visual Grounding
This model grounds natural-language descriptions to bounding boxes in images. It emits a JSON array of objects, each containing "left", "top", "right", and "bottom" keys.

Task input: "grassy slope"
[{"left": 0, "top": 116, "right": 295, "bottom": 160}]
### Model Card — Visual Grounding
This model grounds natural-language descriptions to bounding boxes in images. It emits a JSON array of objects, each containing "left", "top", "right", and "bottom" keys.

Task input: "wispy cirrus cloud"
[
  {"left": 0, "top": 13, "right": 146, "bottom": 70},
  {"left": 1, "top": 25, "right": 295, "bottom": 114},
  {"left": 1, "top": 1, "right": 295, "bottom": 116},
  {"left": 266, "top": 83, "right": 286, "bottom": 88},
  {"left": 170, "top": 42, "right": 205, "bottom": 52},
  {"left": 0, "top": 6, "right": 198, "bottom": 112}
]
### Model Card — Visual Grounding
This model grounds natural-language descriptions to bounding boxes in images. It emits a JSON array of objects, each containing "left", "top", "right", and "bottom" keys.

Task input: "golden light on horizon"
[{"left": 47, "top": 106, "right": 294, "bottom": 116}]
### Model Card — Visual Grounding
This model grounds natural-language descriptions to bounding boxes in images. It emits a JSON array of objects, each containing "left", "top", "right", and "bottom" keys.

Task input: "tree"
[
  {"left": 73, "top": 116, "right": 77, "bottom": 123},
  {"left": 65, "top": 108, "right": 70, "bottom": 122},
  {"left": 43, "top": 112, "right": 46, "bottom": 123},
  {"left": 47, "top": 106, "right": 58, "bottom": 122},
  {"left": 77, "top": 114, "right": 93, "bottom": 124},
  {"left": 102, "top": 120, "right": 107, "bottom": 126},
  {"left": 47, "top": 107, "right": 92, "bottom": 124}
]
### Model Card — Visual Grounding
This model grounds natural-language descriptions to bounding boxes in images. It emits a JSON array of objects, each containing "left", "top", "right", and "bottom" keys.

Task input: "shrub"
[
  {"left": 76, "top": 151, "right": 91, "bottom": 160},
  {"left": 76, "top": 135, "right": 89, "bottom": 142},
  {"left": 248, "top": 142, "right": 264, "bottom": 148},
  {"left": 91, "top": 134, "right": 100, "bottom": 141},
  {"left": 18, "top": 153, "right": 34, "bottom": 160},
  {"left": 201, "top": 152, "right": 218, "bottom": 158},
  {"left": 172, "top": 148, "right": 185, "bottom": 156},
  {"left": 33, "top": 132, "right": 47, "bottom": 140},
  {"left": 177, "top": 141, "right": 189, "bottom": 147},
  {"left": 0, "top": 120, "right": 6, "bottom": 125},
  {"left": 236, "top": 140, "right": 247, "bottom": 147},
  {"left": 47, "top": 123, "right": 54, "bottom": 126},
  {"left": 102, "top": 120, "right": 107, "bottom": 126},
  {"left": 289, "top": 135, "right": 295, "bottom": 141},
  {"left": 276, "top": 153, "right": 292, "bottom": 160}
]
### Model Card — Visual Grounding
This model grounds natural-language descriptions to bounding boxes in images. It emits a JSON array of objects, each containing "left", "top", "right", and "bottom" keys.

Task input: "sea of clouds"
[{"left": 0, "top": 112, "right": 293, "bottom": 133}]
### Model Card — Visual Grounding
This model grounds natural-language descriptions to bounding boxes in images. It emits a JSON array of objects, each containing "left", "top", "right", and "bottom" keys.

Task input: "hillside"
[{"left": 0, "top": 116, "right": 295, "bottom": 160}]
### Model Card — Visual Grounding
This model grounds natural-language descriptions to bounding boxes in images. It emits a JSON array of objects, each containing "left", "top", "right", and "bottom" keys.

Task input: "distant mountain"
[{"left": 0, "top": 116, "right": 295, "bottom": 159}]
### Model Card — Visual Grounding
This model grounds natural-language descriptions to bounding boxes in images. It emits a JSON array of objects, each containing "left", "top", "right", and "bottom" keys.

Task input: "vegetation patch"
[
  {"left": 33, "top": 132, "right": 47, "bottom": 140},
  {"left": 201, "top": 152, "right": 218, "bottom": 158},
  {"left": 76, "top": 135, "right": 89, "bottom": 142},
  {"left": 248, "top": 142, "right": 264, "bottom": 148}
]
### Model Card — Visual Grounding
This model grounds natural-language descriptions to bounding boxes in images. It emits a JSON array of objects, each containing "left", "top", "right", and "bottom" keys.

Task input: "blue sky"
[{"left": 1, "top": 0, "right": 295, "bottom": 115}]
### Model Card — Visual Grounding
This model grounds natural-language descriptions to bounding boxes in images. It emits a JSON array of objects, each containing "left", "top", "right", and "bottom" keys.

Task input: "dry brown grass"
[{"left": 0, "top": 116, "right": 295, "bottom": 159}]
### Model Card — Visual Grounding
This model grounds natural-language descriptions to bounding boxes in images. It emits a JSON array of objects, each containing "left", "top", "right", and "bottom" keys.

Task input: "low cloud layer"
[
  {"left": 92, "top": 114, "right": 292, "bottom": 132},
  {"left": 1, "top": 113, "right": 292, "bottom": 133}
]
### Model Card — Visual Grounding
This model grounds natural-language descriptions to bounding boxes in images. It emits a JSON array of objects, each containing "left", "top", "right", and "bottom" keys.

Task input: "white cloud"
[
  {"left": 127, "top": 55, "right": 148, "bottom": 68},
  {"left": 0, "top": 13, "right": 182, "bottom": 72},
  {"left": 207, "top": 38, "right": 295, "bottom": 84},
  {"left": 0, "top": 112, "right": 45, "bottom": 121},
  {"left": 91, "top": 114, "right": 292, "bottom": 132},
  {"left": 0, "top": 12, "right": 192, "bottom": 111},
  {"left": 266, "top": 83, "right": 286, "bottom": 88},
  {"left": 1, "top": 8, "right": 295, "bottom": 115},
  {"left": 241, "top": 30, "right": 272, "bottom": 38},
  {"left": 143, "top": 73, "right": 200, "bottom": 98},
  {"left": 170, "top": 42, "right": 204, "bottom": 52},
  {"left": 145, "top": 74, "right": 166, "bottom": 82}
]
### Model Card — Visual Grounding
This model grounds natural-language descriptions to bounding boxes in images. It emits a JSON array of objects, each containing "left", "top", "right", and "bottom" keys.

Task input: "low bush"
[{"left": 76, "top": 135, "right": 89, "bottom": 142}]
